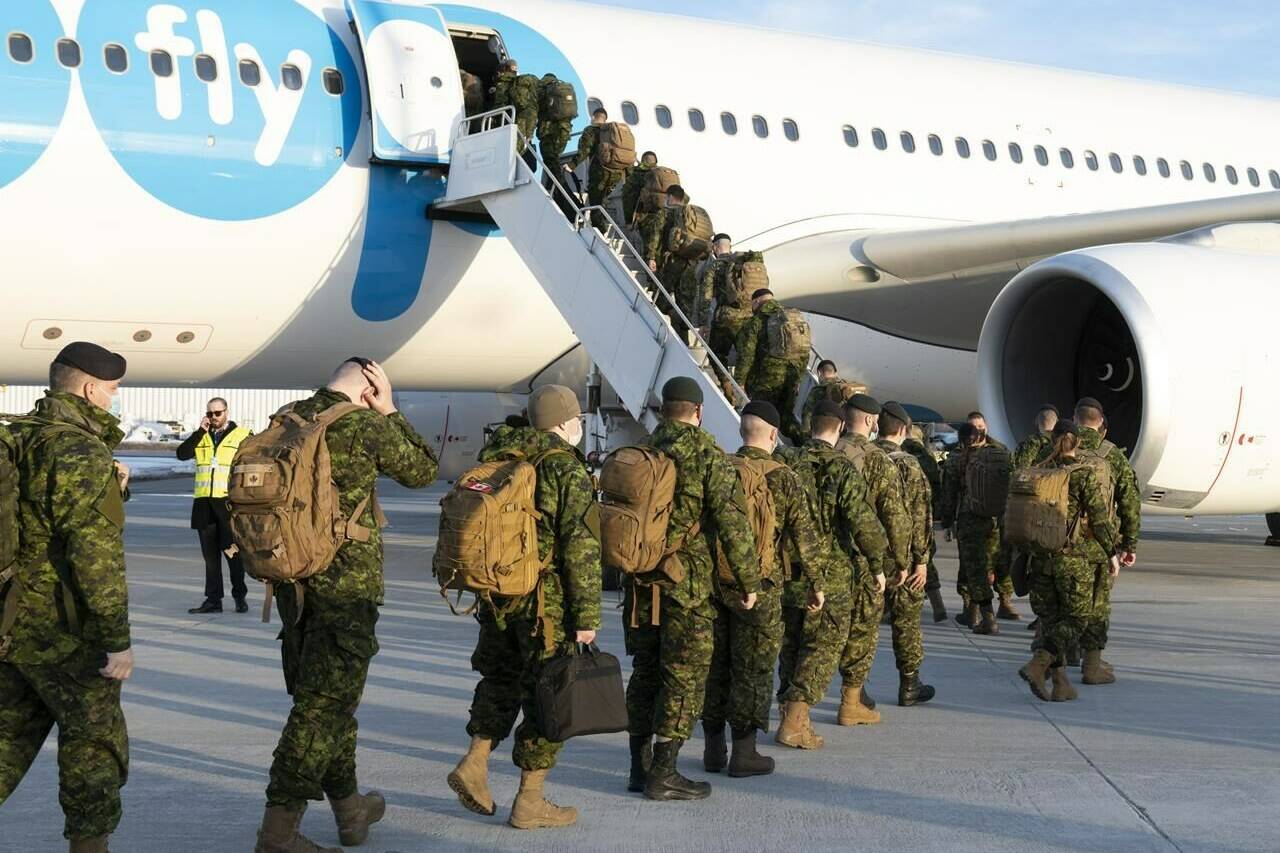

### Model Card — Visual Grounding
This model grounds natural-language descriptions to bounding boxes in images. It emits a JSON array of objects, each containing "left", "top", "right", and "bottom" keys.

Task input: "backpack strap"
[{"left": 0, "top": 564, "right": 17, "bottom": 660}]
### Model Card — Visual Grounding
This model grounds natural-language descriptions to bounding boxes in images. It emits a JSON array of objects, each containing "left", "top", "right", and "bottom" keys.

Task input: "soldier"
[
  {"left": 491, "top": 59, "right": 539, "bottom": 169},
  {"left": 536, "top": 73, "right": 577, "bottom": 181},
  {"left": 255, "top": 359, "right": 438, "bottom": 853},
  {"left": 701, "top": 401, "right": 826, "bottom": 777},
  {"left": 621, "top": 150, "right": 658, "bottom": 225},
  {"left": 834, "top": 394, "right": 910, "bottom": 722},
  {"left": 704, "top": 235, "right": 749, "bottom": 365},
  {"left": 1072, "top": 398, "right": 1140, "bottom": 684},
  {"left": 573, "top": 108, "right": 629, "bottom": 229},
  {"left": 941, "top": 424, "right": 1012, "bottom": 635},
  {"left": 625, "top": 377, "right": 761, "bottom": 801},
  {"left": 0, "top": 341, "right": 133, "bottom": 853},
  {"left": 775, "top": 401, "right": 888, "bottom": 747},
  {"left": 1014, "top": 405, "right": 1059, "bottom": 469},
  {"left": 734, "top": 289, "right": 805, "bottom": 442},
  {"left": 642, "top": 186, "right": 699, "bottom": 336},
  {"left": 800, "top": 360, "right": 839, "bottom": 434},
  {"left": 902, "top": 424, "right": 947, "bottom": 622},
  {"left": 448, "top": 385, "right": 601, "bottom": 830},
  {"left": 1019, "top": 420, "right": 1120, "bottom": 702},
  {"left": 874, "top": 402, "right": 936, "bottom": 705}
]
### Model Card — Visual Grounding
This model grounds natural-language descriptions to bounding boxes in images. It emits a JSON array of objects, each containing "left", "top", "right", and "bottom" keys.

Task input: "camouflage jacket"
[
  {"left": 477, "top": 427, "right": 602, "bottom": 630},
  {"left": 638, "top": 207, "right": 669, "bottom": 265},
  {"left": 799, "top": 379, "right": 844, "bottom": 434},
  {"left": 737, "top": 445, "right": 826, "bottom": 593},
  {"left": 5, "top": 392, "right": 130, "bottom": 664},
  {"left": 836, "top": 433, "right": 912, "bottom": 575},
  {"left": 492, "top": 71, "right": 539, "bottom": 140},
  {"left": 648, "top": 419, "right": 760, "bottom": 607},
  {"left": 1048, "top": 456, "right": 1119, "bottom": 560},
  {"left": 1014, "top": 431, "right": 1053, "bottom": 469},
  {"left": 901, "top": 437, "right": 942, "bottom": 518},
  {"left": 734, "top": 299, "right": 792, "bottom": 387},
  {"left": 573, "top": 123, "right": 599, "bottom": 167},
  {"left": 1078, "top": 427, "right": 1141, "bottom": 553},
  {"left": 292, "top": 389, "right": 439, "bottom": 606},
  {"left": 875, "top": 438, "right": 934, "bottom": 567},
  {"left": 621, "top": 163, "right": 651, "bottom": 223},
  {"left": 707, "top": 254, "right": 750, "bottom": 320}
]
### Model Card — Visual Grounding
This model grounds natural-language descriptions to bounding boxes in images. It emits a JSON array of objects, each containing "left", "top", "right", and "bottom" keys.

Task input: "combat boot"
[
  {"left": 1081, "top": 650, "right": 1116, "bottom": 684},
  {"left": 702, "top": 722, "right": 728, "bottom": 773},
  {"left": 509, "top": 769, "right": 578, "bottom": 829},
  {"left": 836, "top": 684, "right": 881, "bottom": 726},
  {"left": 1050, "top": 666, "right": 1078, "bottom": 701},
  {"left": 927, "top": 588, "right": 948, "bottom": 623},
  {"left": 327, "top": 789, "right": 385, "bottom": 846},
  {"left": 1018, "top": 649, "right": 1054, "bottom": 702},
  {"left": 775, "top": 702, "right": 824, "bottom": 749},
  {"left": 254, "top": 806, "right": 342, "bottom": 853},
  {"left": 973, "top": 605, "right": 1000, "bottom": 635},
  {"left": 897, "top": 671, "right": 935, "bottom": 706},
  {"left": 860, "top": 686, "right": 876, "bottom": 710},
  {"left": 997, "top": 593, "right": 1022, "bottom": 621},
  {"left": 69, "top": 837, "right": 109, "bottom": 853},
  {"left": 728, "top": 728, "right": 775, "bottom": 777},
  {"left": 447, "top": 735, "right": 496, "bottom": 816},
  {"left": 644, "top": 739, "right": 711, "bottom": 801},
  {"left": 956, "top": 602, "right": 979, "bottom": 629},
  {"left": 627, "top": 734, "right": 653, "bottom": 792}
]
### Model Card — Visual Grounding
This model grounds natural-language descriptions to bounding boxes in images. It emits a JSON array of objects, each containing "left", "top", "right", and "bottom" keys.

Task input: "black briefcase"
[{"left": 535, "top": 643, "right": 629, "bottom": 741}]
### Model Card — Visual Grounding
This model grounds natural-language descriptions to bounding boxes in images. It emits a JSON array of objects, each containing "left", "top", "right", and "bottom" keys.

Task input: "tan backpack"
[
  {"left": 639, "top": 166, "right": 681, "bottom": 214},
  {"left": 765, "top": 307, "right": 811, "bottom": 362},
  {"left": 962, "top": 444, "right": 1014, "bottom": 518},
  {"left": 596, "top": 122, "right": 636, "bottom": 171},
  {"left": 821, "top": 379, "right": 867, "bottom": 408},
  {"left": 729, "top": 254, "right": 769, "bottom": 308},
  {"left": 598, "top": 446, "right": 678, "bottom": 578},
  {"left": 432, "top": 450, "right": 565, "bottom": 611},
  {"left": 1003, "top": 466, "right": 1079, "bottom": 552},
  {"left": 717, "top": 456, "right": 780, "bottom": 584},
  {"left": 666, "top": 204, "right": 714, "bottom": 260}
]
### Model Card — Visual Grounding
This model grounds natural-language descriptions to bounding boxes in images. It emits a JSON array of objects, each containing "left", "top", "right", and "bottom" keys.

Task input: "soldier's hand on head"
[
  {"left": 1109, "top": 555, "right": 1121, "bottom": 578},
  {"left": 806, "top": 589, "right": 825, "bottom": 612},
  {"left": 874, "top": 573, "right": 886, "bottom": 594},
  {"left": 100, "top": 648, "right": 134, "bottom": 681},
  {"left": 741, "top": 592, "right": 758, "bottom": 611},
  {"left": 575, "top": 630, "right": 597, "bottom": 645},
  {"left": 909, "top": 564, "right": 928, "bottom": 591},
  {"left": 361, "top": 361, "right": 397, "bottom": 416}
]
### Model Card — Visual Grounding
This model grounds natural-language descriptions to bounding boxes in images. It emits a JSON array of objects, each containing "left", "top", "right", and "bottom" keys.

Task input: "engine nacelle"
[{"left": 978, "top": 234, "right": 1280, "bottom": 515}]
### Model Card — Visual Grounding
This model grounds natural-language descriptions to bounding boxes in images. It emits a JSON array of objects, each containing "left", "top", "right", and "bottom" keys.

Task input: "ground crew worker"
[
  {"left": 874, "top": 402, "right": 936, "bottom": 706},
  {"left": 835, "top": 394, "right": 910, "bottom": 721},
  {"left": 624, "top": 377, "right": 761, "bottom": 802},
  {"left": 536, "top": 73, "right": 576, "bottom": 181},
  {"left": 622, "top": 151, "right": 658, "bottom": 225},
  {"left": 774, "top": 401, "right": 888, "bottom": 747},
  {"left": 1072, "top": 397, "right": 1140, "bottom": 684},
  {"left": 734, "top": 289, "right": 804, "bottom": 442},
  {"left": 1019, "top": 420, "right": 1120, "bottom": 703},
  {"left": 255, "top": 359, "right": 438, "bottom": 853},
  {"left": 1014, "top": 405, "right": 1059, "bottom": 469},
  {"left": 0, "top": 341, "right": 134, "bottom": 853},
  {"left": 448, "top": 385, "right": 601, "bottom": 830},
  {"left": 573, "top": 108, "right": 629, "bottom": 229},
  {"left": 176, "top": 397, "right": 252, "bottom": 615},
  {"left": 902, "top": 424, "right": 947, "bottom": 622},
  {"left": 701, "top": 401, "right": 825, "bottom": 778},
  {"left": 491, "top": 59, "right": 539, "bottom": 169}
]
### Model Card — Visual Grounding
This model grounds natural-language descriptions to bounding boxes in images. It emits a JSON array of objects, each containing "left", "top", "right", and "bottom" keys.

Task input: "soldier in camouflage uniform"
[
  {"left": 873, "top": 403, "right": 937, "bottom": 705},
  {"left": 625, "top": 377, "right": 761, "bottom": 802},
  {"left": 448, "top": 386, "right": 601, "bottom": 830},
  {"left": 704, "top": 237, "right": 750, "bottom": 364},
  {"left": 640, "top": 186, "right": 700, "bottom": 337},
  {"left": 734, "top": 291, "right": 805, "bottom": 442},
  {"left": 1019, "top": 420, "right": 1120, "bottom": 703},
  {"left": 491, "top": 60, "right": 540, "bottom": 169},
  {"left": 941, "top": 424, "right": 1007, "bottom": 635},
  {"left": 573, "top": 108, "right": 629, "bottom": 229},
  {"left": 834, "top": 395, "right": 910, "bottom": 723},
  {"left": 1014, "top": 405, "right": 1059, "bottom": 470},
  {"left": 902, "top": 425, "right": 947, "bottom": 622},
  {"left": 774, "top": 401, "right": 888, "bottom": 747},
  {"left": 966, "top": 412, "right": 1020, "bottom": 620},
  {"left": 536, "top": 74, "right": 576, "bottom": 181},
  {"left": 256, "top": 359, "right": 438, "bottom": 853},
  {"left": 621, "top": 151, "right": 658, "bottom": 225},
  {"left": 0, "top": 342, "right": 133, "bottom": 853},
  {"left": 799, "top": 360, "right": 843, "bottom": 435},
  {"left": 701, "top": 402, "right": 825, "bottom": 777}
]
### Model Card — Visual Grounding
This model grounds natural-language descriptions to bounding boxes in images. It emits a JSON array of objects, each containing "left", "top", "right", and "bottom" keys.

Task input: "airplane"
[{"left": 3, "top": 0, "right": 1280, "bottom": 522}]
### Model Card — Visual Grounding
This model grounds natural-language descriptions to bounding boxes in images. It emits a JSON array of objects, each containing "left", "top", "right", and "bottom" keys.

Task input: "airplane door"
[{"left": 346, "top": 1, "right": 464, "bottom": 165}]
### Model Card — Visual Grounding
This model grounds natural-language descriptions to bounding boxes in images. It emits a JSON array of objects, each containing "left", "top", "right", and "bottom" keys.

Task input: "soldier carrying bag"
[
  {"left": 1003, "top": 466, "right": 1080, "bottom": 553},
  {"left": 765, "top": 307, "right": 812, "bottom": 362},
  {"left": 666, "top": 204, "right": 714, "bottom": 260},
  {"left": 638, "top": 166, "right": 681, "bottom": 215},
  {"left": 963, "top": 444, "right": 1013, "bottom": 518},
  {"left": 726, "top": 252, "right": 769, "bottom": 310},
  {"left": 595, "top": 122, "right": 636, "bottom": 172},
  {"left": 535, "top": 642, "right": 629, "bottom": 741},
  {"left": 539, "top": 77, "right": 578, "bottom": 121}
]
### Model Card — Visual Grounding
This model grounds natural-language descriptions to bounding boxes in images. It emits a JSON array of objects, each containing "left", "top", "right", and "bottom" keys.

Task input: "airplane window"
[
  {"left": 783, "top": 119, "right": 799, "bottom": 141},
  {"left": 982, "top": 140, "right": 996, "bottom": 161},
  {"left": 1180, "top": 160, "right": 1194, "bottom": 180},
  {"left": 655, "top": 105, "right": 672, "bottom": 128},
  {"left": 928, "top": 134, "right": 943, "bottom": 156},
  {"left": 1271, "top": 170, "right": 1280, "bottom": 189},
  {"left": 1109, "top": 153, "right": 1123, "bottom": 173},
  {"left": 688, "top": 109, "right": 705, "bottom": 132},
  {"left": 1203, "top": 163, "right": 1216, "bottom": 182},
  {"left": 1157, "top": 158, "right": 1171, "bottom": 178},
  {"left": 104, "top": 43, "right": 128, "bottom": 74},
  {"left": 1247, "top": 167, "right": 1260, "bottom": 187},
  {"left": 900, "top": 131, "right": 915, "bottom": 153},
  {"left": 1225, "top": 165, "right": 1239, "bottom": 185},
  {"left": 1008, "top": 142, "right": 1023, "bottom": 164},
  {"left": 872, "top": 128, "right": 887, "bottom": 150},
  {"left": 322, "top": 68, "right": 344, "bottom": 96},
  {"left": 752, "top": 115, "right": 768, "bottom": 138},
  {"left": 1034, "top": 145, "right": 1049, "bottom": 166},
  {"left": 7, "top": 33, "right": 33, "bottom": 63},
  {"left": 281, "top": 64, "right": 303, "bottom": 91},
  {"left": 622, "top": 101, "right": 639, "bottom": 124},
  {"left": 149, "top": 49, "right": 173, "bottom": 78},
  {"left": 842, "top": 125, "right": 858, "bottom": 147},
  {"left": 955, "top": 137, "right": 971, "bottom": 159},
  {"left": 238, "top": 58, "right": 261, "bottom": 87},
  {"left": 1060, "top": 148, "right": 1074, "bottom": 169},
  {"left": 1084, "top": 150, "right": 1098, "bottom": 171},
  {"left": 194, "top": 53, "right": 217, "bottom": 82},
  {"left": 587, "top": 97, "right": 603, "bottom": 115},
  {"left": 56, "top": 38, "right": 81, "bottom": 68},
  {"left": 721, "top": 112, "right": 737, "bottom": 135},
  {"left": 1133, "top": 155, "right": 1147, "bottom": 176}
]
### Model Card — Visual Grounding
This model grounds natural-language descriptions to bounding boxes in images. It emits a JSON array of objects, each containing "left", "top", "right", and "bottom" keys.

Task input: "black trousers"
[{"left": 198, "top": 519, "right": 247, "bottom": 602}]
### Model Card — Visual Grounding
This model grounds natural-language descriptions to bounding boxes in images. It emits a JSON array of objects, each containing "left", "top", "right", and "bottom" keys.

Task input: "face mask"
[{"left": 565, "top": 419, "right": 584, "bottom": 447}]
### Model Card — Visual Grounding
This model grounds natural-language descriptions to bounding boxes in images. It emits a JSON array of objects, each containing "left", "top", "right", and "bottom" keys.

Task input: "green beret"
[
  {"left": 662, "top": 376, "right": 704, "bottom": 405},
  {"left": 847, "top": 393, "right": 881, "bottom": 415},
  {"left": 54, "top": 341, "right": 127, "bottom": 381},
  {"left": 812, "top": 400, "right": 844, "bottom": 422},
  {"left": 742, "top": 400, "right": 780, "bottom": 429},
  {"left": 882, "top": 401, "right": 910, "bottom": 424}
]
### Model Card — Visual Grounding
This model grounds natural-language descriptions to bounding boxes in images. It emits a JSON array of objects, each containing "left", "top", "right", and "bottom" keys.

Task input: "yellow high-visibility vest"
[{"left": 193, "top": 425, "right": 252, "bottom": 499}]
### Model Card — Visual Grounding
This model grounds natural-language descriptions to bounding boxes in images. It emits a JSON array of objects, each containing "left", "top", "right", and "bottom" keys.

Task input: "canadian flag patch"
[{"left": 466, "top": 482, "right": 494, "bottom": 493}]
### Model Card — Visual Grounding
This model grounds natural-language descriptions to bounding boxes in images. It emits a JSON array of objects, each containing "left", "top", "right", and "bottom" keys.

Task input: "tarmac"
[{"left": 3, "top": 477, "right": 1278, "bottom": 852}]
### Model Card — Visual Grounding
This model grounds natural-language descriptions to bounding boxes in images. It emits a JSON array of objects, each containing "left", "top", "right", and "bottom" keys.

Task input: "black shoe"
[
  {"left": 727, "top": 729, "right": 775, "bottom": 778},
  {"left": 898, "top": 671, "right": 936, "bottom": 706},
  {"left": 188, "top": 600, "right": 222, "bottom": 614},
  {"left": 702, "top": 723, "right": 727, "bottom": 773},
  {"left": 234, "top": 597, "right": 249, "bottom": 614},
  {"left": 973, "top": 606, "right": 1000, "bottom": 635},
  {"left": 644, "top": 739, "right": 711, "bottom": 801},
  {"left": 627, "top": 735, "right": 652, "bottom": 793}
]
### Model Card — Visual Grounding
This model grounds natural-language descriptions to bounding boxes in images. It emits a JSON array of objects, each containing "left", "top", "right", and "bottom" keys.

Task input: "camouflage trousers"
[
  {"left": 885, "top": 582, "right": 926, "bottom": 672},
  {"left": 624, "top": 586, "right": 715, "bottom": 741},
  {"left": 1027, "top": 554, "right": 1095, "bottom": 662},
  {"left": 955, "top": 514, "right": 1011, "bottom": 605},
  {"left": 0, "top": 650, "right": 129, "bottom": 840},
  {"left": 777, "top": 587, "right": 851, "bottom": 706},
  {"left": 538, "top": 120, "right": 573, "bottom": 174},
  {"left": 588, "top": 162, "right": 626, "bottom": 229},
  {"left": 466, "top": 575, "right": 572, "bottom": 770},
  {"left": 266, "top": 593, "right": 378, "bottom": 809},
  {"left": 702, "top": 585, "right": 783, "bottom": 734},
  {"left": 1082, "top": 562, "right": 1113, "bottom": 652},
  {"left": 709, "top": 312, "right": 751, "bottom": 396},
  {"left": 839, "top": 574, "right": 886, "bottom": 688}
]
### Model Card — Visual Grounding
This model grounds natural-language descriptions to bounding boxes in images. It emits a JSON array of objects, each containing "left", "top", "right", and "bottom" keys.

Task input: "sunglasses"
[{"left": 206, "top": 410, "right": 226, "bottom": 417}]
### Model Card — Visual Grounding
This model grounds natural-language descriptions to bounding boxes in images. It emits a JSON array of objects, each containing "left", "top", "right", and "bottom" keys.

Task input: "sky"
[{"left": 596, "top": 0, "right": 1280, "bottom": 99}]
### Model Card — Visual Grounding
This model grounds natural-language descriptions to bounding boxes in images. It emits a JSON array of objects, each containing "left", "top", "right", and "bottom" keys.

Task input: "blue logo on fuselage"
[{"left": 0, "top": 0, "right": 71, "bottom": 189}]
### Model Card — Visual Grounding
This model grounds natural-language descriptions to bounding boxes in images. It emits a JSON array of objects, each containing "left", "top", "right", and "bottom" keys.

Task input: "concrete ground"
[{"left": 4, "top": 479, "right": 1278, "bottom": 852}]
